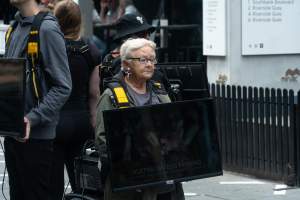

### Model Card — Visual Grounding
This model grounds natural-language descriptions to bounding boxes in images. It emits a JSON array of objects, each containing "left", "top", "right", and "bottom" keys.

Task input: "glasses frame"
[{"left": 127, "top": 57, "right": 157, "bottom": 65}]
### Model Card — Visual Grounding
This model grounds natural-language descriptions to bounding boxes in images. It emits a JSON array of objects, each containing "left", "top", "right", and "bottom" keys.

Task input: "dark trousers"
[
  {"left": 50, "top": 109, "right": 93, "bottom": 200},
  {"left": 4, "top": 137, "right": 54, "bottom": 200},
  {"left": 50, "top": 140, "right": 87, "bottom": 200}
]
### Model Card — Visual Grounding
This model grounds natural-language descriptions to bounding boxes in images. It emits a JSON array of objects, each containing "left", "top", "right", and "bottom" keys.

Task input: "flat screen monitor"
[
  {"left": 156, "top": 63, "right": 210, "bottom": 101},
  {"left": 103, "top": 98, "right": 222, "bottom": 192},
  {"left": 0, "top": 58, "right": 25, "bottom": 137}
]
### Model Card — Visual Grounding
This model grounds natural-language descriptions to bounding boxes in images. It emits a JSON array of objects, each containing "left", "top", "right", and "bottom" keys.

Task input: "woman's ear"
[{"left": 122, "top": 60, "right": 130, "bottom": 68}]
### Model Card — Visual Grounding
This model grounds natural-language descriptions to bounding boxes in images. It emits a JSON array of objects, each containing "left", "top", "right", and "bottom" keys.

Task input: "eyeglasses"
[{"left": 127, "top": 57, "right": 157, "bottom": 65}]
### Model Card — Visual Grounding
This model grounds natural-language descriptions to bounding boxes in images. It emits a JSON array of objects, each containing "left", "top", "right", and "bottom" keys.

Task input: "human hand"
[
  {"left": 98, "top": 159, "right": 102, "bottom": 171},
  {"left": 23, "top": 117, "right": 31, "bottom": 140},
  {"left": 100, "top": 0, "right": 110, "bottom": 10},
  {"left": 15, "top": 117, "right": 31, "bottom": 142}
]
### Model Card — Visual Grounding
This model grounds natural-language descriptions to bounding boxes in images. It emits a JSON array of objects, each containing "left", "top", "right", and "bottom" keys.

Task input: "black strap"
[
  {"left": 31, "top": 11, "right": 48, "bottom": 35},
  {"left": 106, "top": 78, "right": 168, "bottom": 108},
  {"left": 27, "top": 11, "right": 48, "bottom": 60},
  {"left": 66, "top": 40, "right": 95, "bottom": 72},
  {"left": 27, "top": 11, "right": 48, "bottom": 103},
  {"left": 81, "top": 45, "right": 96, "bottom": 73},
  {"left": 81, "top": 38, "right": 98, "bottom": 71}
]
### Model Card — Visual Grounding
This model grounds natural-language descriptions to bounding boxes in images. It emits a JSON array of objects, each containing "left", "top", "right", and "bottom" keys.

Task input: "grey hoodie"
[{"left": 5, "top": 12, "right": 72, "bottom": 139}]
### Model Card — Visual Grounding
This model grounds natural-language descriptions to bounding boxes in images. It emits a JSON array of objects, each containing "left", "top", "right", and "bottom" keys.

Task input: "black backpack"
[
  {"left": 65, "top": 39, "right": 95, "bottom": 73},
  {"left": 64, "top": 39, "right": 96, "bottom": 109}
]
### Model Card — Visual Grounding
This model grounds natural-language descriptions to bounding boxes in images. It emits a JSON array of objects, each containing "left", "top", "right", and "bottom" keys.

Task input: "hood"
[{"left": 15, "top": 11, "right": 56, "bottom": 27}]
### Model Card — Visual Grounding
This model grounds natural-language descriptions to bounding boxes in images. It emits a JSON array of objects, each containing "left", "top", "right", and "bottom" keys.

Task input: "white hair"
[{"left": 120, "top": 38, "right": 156, "bottom": 62}]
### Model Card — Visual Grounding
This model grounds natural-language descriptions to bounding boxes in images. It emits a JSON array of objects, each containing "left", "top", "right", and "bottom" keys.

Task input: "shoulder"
[
  {"left": 98, "top": 88, "right": 115, "bottom": 110},
  {"left": 39, "top": 13, "right": 62, "bottom": 35},
  {"left": 149, "top": 80, "right": 171, "bottom": 103},
  {"left": 99, "top": 88, "right": 114, "bottom": 105},
  {"left": 150, "top": 80, "right": 168, "bottom": 95},
  {"left": 157, "top": 93, "right": 171, "bottom": 103},
  {"left": 102, "top": 88, "right": 114, "bottom": 96}
]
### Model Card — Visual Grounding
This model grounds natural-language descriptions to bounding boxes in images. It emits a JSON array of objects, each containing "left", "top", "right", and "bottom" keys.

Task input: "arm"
[
  {"left": 95, "top": 89, "right": 114, "bottom": 157},
  {"left": 99, "top": 0, "right": 110, "bottom": 24},
  {"left": 26, "top": 18, "right": 72, "bottom": 127},
  {"left": 89, "top": 65, "right": 100, "bottom": 128}
]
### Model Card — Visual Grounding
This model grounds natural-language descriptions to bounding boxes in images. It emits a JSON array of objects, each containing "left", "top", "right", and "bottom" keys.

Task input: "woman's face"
[{"left": 126, "top": 46, "right": 156, "bottom": 82}]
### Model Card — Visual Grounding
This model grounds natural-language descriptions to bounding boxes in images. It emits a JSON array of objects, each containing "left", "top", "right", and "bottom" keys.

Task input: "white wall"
[
  {"left": 0, "top": 24, "right": 9, "bottom": 55},
  {"left": 207, "top": 0, "right": 300, "bottom": 92}
]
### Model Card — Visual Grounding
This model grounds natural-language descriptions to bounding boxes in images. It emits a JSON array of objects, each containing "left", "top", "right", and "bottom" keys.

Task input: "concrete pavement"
[
  {"left": 0, "top": 142, "right": 299, "bottom": 200},
  {"left": 183, "top": 171, "right": 300, "bottom": 200}
]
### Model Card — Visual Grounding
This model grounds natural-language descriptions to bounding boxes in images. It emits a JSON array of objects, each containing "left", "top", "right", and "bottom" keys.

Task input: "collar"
[{"left": 15, "top": 11, "right": 35, "bottom": 27}]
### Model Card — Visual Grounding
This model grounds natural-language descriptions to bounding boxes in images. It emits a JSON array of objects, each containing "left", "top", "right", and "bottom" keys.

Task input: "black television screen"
[
  {"left": 156, "top": 62, "right": 210, "bottom": 101},
  {"left": 0, "top": 58, "right": 25, "bottom": 137},
  {"left": 103, "top": 98, "right": 222, "bottom": 192}
]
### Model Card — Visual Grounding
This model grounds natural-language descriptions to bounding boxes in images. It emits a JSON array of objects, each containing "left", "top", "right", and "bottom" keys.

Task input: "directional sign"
[{"left": 242, "top": 0, "right": 300, "bottom": 55}]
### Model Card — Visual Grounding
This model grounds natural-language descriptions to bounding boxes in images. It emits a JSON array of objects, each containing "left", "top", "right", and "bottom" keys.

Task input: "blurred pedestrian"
[
  {"left": 94, "top": 0, "right": 119, "bottom": 24},
  {"left": 117, "top": 0, "right": 139, "bottom": 18}
]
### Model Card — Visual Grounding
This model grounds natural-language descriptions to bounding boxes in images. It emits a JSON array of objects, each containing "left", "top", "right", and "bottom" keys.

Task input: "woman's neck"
[
  {"left": 65, "top": 34, "right": 81, "bottom": 41},
  {"left": 124, "top": 76, "right": 147, "bottom": 94}
]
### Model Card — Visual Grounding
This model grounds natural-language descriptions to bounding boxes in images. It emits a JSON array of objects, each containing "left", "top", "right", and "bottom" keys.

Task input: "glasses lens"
[
  {"left": 139, "top": 58, "right": 157, "bottom": 64},
  {"left": 128, "top": 58, "right": 157, "bottom": 64}
]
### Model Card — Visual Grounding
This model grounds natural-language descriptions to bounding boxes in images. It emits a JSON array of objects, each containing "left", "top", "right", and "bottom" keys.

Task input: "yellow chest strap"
[
  {"left": 112, "top": 87, "right": 130, "bottom": 108},
  {"left": 107, "top": 81, "right": 131, "bottom": 108}
]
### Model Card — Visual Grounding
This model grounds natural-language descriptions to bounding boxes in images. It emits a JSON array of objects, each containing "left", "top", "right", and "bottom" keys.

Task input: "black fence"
[{"left": 210, "top": 84, "right": 300, "bottom": 184}]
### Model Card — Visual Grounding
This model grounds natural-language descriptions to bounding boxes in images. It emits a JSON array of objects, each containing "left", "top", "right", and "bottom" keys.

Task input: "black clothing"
[
  {"left": 4, "top": 138, "right": 54, "bottom": 200},
  {"left": 4, "top": 11, "right": 71, "bottom": 200},
  {"left": 51, "top": 39, "right": 97, "bottom": 199},
  {"left": 4, "top": 12, "right": 72, "bottom": 139}
]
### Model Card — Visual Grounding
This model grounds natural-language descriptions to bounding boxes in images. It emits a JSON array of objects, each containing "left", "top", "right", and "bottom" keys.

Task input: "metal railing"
[{"left": 211, "top": 84, "right": 300, "bottom": 184}]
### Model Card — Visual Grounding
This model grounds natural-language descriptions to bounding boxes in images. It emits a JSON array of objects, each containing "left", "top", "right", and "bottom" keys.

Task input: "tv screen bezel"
[
  {"left": 103, "top": 98, "right": 223, "bottom": 192},
  {"left": 0, "top": 58, "right": 26, "bottom": 138}
]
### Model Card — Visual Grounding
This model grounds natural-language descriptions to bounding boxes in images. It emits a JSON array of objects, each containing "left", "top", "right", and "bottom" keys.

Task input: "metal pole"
[{"left": 79, "top": 0, "right": 93, "bottom": 38}]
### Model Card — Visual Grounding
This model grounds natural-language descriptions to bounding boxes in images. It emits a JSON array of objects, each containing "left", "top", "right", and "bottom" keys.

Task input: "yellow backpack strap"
[
  {"left": 107, "top": 81, "right": 130, "bottom": 108},
  {"left": 27, "top": 11, "right": 48, "bottom": 103},
  {"left": 27, "top": 12, "right": 48, "bottom": 59},
  {"left": 5, "top": 26, "right": 13, "bottom": 43},
  {"left": 5, "top": 21, "right": 18, "bottom": 49},
  {"left": 153, "top": 82, "right": 162, "bottom": 89},
  {"left": 151, "top": 80, "right": 169, "bottom": 95}
]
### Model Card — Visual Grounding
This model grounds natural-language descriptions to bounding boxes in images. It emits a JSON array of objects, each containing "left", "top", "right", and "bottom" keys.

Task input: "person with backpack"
[
  {"left": 4, "top": 0, "right": 72, "bottom": 200},
  {"left": 100, "top": 13, "right": 155, "bottom": 92},
  {"left": 95, "top": 38, "right": 185, "bottom": 200},
  {"left": 51, "top": 0, "right": 101, "bottom": 199},
  {"left": 100, "top": 13, "right": 177, "bottom": 101}
]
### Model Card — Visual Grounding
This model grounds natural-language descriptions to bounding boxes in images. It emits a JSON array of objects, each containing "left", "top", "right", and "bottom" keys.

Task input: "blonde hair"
[
  {"left": 54, "top": 0, "right": 81, "bottom": 40},
  {"left": 120, "top": 38, "right": 156, "bottom": 61}
]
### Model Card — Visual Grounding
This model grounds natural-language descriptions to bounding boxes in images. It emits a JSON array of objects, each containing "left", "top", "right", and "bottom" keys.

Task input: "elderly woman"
[{"left": 96, "top": 38, "right": 184, "bottom": 200}]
